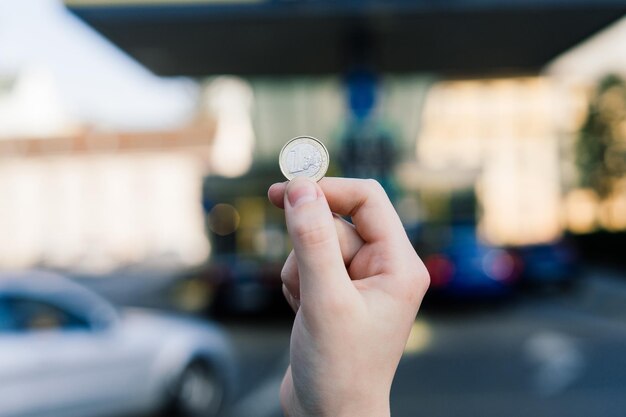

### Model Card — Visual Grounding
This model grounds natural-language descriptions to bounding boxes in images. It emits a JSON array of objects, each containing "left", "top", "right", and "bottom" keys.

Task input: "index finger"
[{"left": 269, "top": 178, "right": 405, "bottom": 244}]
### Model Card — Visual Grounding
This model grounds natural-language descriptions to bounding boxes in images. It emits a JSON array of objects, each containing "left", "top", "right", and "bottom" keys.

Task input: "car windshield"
[
  {"left": 0, "top": 298, "right": 15, "bottom": 332},
  {"left": 0, "top": 296, "right": 91, "bottom": 333}
]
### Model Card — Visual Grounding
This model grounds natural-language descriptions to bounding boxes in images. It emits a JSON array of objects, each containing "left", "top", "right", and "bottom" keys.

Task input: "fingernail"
[{"left": 287, "top": 178, "right": 318, "bottom": 208}]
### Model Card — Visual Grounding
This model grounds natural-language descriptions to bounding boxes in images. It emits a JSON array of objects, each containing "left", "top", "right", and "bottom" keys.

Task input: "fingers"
[
  {"left": 332, "top": 214, "right": 365, "bottom": 262},
  {"left": 282, "top": 284, "right": 299, "bottom": 313},
  {"left": 269, "top": 178, "right": 405, "bottom": 245},
  {"left": 282, "top": 215, "right": 365, "bottom": 299},
  {"left": 283, "top": 178, "right": 352, "bottom": 300},
  {"left": 281, "top": 251, "right": 300, "bottom": 299},
  {"left": 268, "top": 181, "right": 288, "bottom": 208}
]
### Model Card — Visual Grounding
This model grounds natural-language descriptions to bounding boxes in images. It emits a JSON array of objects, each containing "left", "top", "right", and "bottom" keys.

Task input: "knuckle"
[
  {"left": 280, "top": 265, "right": 291, "bottom": 285},
  {"left": 363, "top": 178, "right": 390, "bottom": 205},
  {"left": 410, "top": 261, "right": 431, "bottom": 296},
  {"left": 365, "top": 177, "right": 383, "bottom": 189},
  {"left": 397, "top": 255, "right": 430, "bottom": 306},
  {"left": 365, "top": 178, "right": 385, "bottom": 196},
  {"left": 421, "top": 265, "right": 431, "bottom": 291},
  {"left": 280, "top": 262, "right": 299, "bottom": 298}
]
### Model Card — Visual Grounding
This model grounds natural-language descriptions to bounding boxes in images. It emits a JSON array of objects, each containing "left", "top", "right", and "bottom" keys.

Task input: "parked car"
[
  {"left": 511, "top": 240, "right": 579, "bottom": 290},
  {"left": 412, "top": 222, "right": 522, "bottom": 298},
  {"left": 202, "top": 254, "right": 285, "bottom": 315},
  {"left": 0, "top": 271, "right": 236, "bottom": 417}
]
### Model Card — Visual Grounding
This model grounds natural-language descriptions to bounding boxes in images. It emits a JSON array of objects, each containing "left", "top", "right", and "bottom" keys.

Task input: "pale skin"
[{"left": 268, "top": 177, "right": 430, "bottom": 417}]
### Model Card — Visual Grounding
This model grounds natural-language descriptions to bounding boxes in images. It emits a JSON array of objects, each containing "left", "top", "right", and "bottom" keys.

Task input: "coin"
[{"left": 279, "top": 136, "right": 329, "bottom": 182}]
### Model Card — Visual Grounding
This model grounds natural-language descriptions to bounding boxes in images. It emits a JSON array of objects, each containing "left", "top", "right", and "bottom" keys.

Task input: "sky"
[{"left": 0, "top": 0, "right": 198, "bottom": 131}]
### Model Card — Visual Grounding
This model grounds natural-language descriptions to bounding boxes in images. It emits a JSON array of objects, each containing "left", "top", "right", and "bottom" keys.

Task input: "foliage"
[{"left": 577, "top": 75, "right": 626, "bottom": 197}]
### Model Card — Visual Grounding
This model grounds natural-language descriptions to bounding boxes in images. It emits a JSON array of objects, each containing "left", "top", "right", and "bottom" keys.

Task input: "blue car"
[
  {"left": 412, "top": 223, "right": 522, "bottom": 298},
  {"left": 511, "top": 240, "right": 579, "bottom": 290}
]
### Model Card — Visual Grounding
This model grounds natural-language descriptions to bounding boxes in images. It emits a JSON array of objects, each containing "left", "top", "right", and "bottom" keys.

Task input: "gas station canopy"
[{"left": 65, "top": 0, "right": 626, "bottom": 76}]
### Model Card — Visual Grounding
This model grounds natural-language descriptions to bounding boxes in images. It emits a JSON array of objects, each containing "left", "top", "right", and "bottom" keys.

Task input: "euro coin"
[{"left": 279, "top": 136, "right": 329, "bottom": 182}]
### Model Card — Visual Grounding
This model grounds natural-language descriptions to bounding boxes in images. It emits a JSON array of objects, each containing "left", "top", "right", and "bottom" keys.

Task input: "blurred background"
[{"left": 1, "top": 0, "right": 626, "bottom": 416}]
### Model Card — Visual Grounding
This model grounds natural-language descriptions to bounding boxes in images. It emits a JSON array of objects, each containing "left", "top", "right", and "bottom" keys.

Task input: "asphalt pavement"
[{"left": 220, "top": 270, "right": 626, "bottom": 417}]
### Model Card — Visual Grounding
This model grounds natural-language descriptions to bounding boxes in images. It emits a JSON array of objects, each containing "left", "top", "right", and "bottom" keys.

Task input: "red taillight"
[{"left": 425, "top": 254, "right": 455, "bottom": 288}]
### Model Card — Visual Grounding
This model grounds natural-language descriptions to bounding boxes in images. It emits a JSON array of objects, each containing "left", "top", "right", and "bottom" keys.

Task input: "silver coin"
[{"left": 279, "top": 136, "right": 329, "bottom": 182}]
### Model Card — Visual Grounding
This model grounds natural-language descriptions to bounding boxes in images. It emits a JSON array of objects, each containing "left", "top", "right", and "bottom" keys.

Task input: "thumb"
[{"left": 284, "top": 177, "right": 351, "bottom": 300}]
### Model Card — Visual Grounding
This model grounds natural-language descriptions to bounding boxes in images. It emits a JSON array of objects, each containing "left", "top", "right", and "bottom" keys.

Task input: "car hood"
[{"left": 114, "top": 308, "right": 237, "bottom": 393}]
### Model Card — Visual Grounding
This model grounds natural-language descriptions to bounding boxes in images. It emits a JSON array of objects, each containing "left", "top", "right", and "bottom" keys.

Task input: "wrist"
[
  {"left": 286, "top": 392, "right": 390, "bottom": 417},
  {"left": 334, "top": 392, "right": 391, "bottom": 417}
]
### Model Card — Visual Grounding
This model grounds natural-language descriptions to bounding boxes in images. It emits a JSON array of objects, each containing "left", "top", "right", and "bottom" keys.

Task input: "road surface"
[{"left": 222, "top": 271, "right": 626, "bottom": 417}]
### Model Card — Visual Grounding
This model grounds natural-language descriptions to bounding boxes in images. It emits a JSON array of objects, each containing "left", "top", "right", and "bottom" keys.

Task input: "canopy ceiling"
[{"left": 66, "top": 0, "right": 626, "bottom": 76}]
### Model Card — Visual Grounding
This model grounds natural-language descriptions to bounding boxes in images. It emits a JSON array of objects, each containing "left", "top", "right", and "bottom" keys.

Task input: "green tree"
[{"left": 577, "top": 74, "right": 626, "bottom": 198}]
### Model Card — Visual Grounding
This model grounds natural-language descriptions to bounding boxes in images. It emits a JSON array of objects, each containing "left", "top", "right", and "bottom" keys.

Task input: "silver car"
[{"left": 0, "top": 271, "right": 236, "bottom": 417}]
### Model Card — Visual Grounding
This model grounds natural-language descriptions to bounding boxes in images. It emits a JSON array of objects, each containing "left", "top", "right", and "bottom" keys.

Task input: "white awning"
[{"left": 546, "top": 15, "right": 626, "bottom": 82}]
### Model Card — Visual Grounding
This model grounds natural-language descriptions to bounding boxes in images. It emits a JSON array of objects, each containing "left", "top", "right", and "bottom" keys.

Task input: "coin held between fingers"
[{"left": 279, "top": 136, "right": 329, "bottom": 182}]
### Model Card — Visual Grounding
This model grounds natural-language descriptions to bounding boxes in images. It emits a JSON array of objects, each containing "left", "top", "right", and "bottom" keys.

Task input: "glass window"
[
  {"left": 0, "top": 298, "right": 15, "bottom": 331},
  {"left": 1, "top": 297, "right": 90, "bottom": 332}
]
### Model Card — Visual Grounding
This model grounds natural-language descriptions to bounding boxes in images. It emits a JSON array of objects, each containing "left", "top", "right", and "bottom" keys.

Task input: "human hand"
[{"left": 268, "top": 177, "right": 430, "bottom": 417}]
